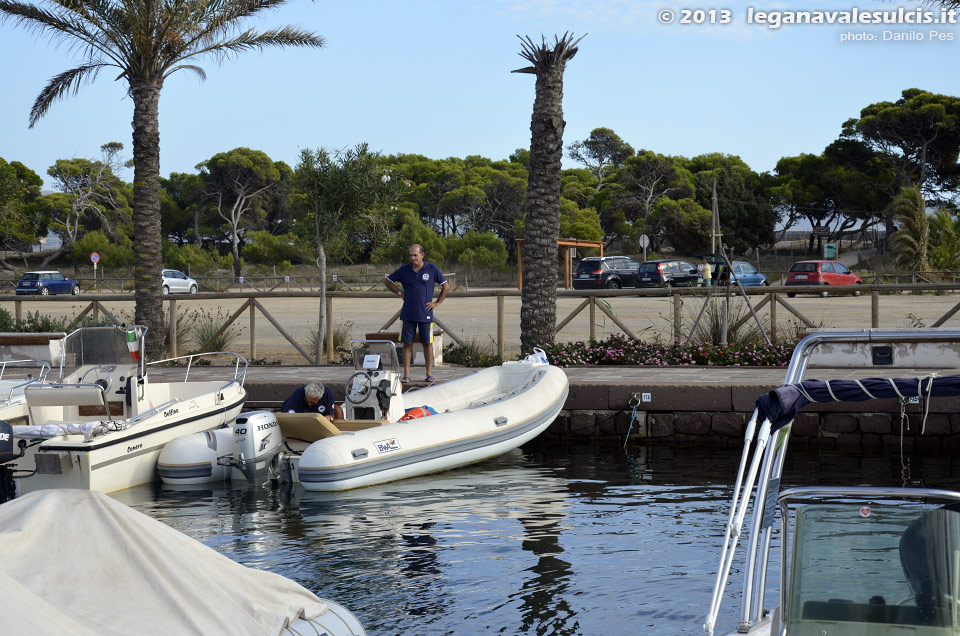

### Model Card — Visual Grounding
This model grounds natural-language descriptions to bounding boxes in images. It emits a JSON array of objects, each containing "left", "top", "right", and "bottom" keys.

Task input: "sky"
[{"left": 2, "top": 0, "right": 960, "bottom": 190}]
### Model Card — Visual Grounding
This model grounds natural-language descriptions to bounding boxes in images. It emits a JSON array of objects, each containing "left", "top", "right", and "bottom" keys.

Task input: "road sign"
[
  {"left": 638, "top": 234, "right": 650, "bottom": 248},
  {"left": 90, "top": 252, "right": 100, "bottom": 264}
]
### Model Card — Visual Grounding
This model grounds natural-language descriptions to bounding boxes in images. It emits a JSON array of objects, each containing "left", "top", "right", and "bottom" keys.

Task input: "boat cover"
[
  {"left": 0, "top": 489, "right": 330, "bottom": 636},
  {"left": 757, "top": 373, "right": 959, "bottom": 432}
]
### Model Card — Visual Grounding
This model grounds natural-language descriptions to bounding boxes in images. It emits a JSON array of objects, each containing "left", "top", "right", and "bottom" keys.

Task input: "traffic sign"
[
  {"left": 90, "top": 252, "right": 100, "bottom": 264},
  {"left": 638, "top": 234, "right": 650, "bottom": 248}
]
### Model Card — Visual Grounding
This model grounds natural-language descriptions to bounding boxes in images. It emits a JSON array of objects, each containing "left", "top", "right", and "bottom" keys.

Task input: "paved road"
[{"left": 3, "top": 289, "right": 960, "bottom": 361}]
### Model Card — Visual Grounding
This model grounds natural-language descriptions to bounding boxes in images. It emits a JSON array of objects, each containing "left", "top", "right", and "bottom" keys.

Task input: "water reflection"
[{"left": 111, "top": 444, "right": 960, "bottom": 635}]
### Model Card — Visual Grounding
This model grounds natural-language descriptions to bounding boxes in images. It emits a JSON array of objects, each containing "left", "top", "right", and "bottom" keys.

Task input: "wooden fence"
[{"left": 5, "top": 283, "right": 960, "bottom": 363}]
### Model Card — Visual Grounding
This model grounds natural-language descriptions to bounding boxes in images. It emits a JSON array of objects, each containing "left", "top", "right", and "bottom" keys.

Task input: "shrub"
[
  {"left": 0, "top": 307, "right": 13, "bottom": 332},
  {"left": 443, "top": 337, "right": 503, "bottom": 367},
  {"left": 190, "top": 308, "right": 239, "bottom": 352},
  {"left": 71, "top": 230, "right": 134, "bottom": 267},
  {"left": 537, "top": 333, "right": 795, "bottom": 368},
  {"left": 163, "top": 242, "right": 233, "bottom": 273},
  {"left": 242, "top": 230, "right": 304, "bottom": 265},
  {"left": 308, "top": 320, "right": 354, "bottom": 361}
]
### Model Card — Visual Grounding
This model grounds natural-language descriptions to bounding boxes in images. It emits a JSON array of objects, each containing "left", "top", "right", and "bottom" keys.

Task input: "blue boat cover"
[{"left": 757, "top": 374, "right": 960, "bottom": 432}]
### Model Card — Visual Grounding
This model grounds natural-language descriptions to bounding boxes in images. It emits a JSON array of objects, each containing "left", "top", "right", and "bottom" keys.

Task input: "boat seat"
[
  {"left": 24, "top": 384, "right": 107, "bottom": 409},
  {"left": 275, "top": 413, "right": 341, "bottom": 443}
]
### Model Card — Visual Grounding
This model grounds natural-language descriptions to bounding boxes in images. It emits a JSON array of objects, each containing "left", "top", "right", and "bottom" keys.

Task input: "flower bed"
[{"left": 538, "top": 333, "right": 794, "bottom": 367}]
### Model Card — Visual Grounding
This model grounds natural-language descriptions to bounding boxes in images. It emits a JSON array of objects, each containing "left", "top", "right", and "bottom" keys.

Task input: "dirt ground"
[{"left": 3, "top": 289, "right": 959, "bottom": 362}]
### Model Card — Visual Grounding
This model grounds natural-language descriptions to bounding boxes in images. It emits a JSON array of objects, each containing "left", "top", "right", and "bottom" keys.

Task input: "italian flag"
[{"left": 126, "top": 329, "right": 140, "bottom": 362}]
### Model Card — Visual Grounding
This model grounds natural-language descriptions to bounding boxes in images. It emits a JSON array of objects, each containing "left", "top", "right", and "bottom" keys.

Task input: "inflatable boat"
[{"left": 159, "top": 341, "right": 568, "bottom": 491}]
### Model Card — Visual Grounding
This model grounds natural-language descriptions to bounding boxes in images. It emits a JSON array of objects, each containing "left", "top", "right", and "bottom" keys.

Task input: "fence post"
[
  {"left": 15, "top": 299, "right": 22, "bottom": 323},
  {"left": 673, "top": 292, "right": 682, "bottom": 342},
  {"left": 871, "top": 291, "right": 880, "bottom": 328},
  {"left": 249, "top": 300, "right": 256, "bottom": 360},
  {"left": 589, "top": 296, "right": 596, "bottom": 342},
  {"left": 770, "top": 292, "right": 777, "bottom": 345},
  {"left": 325, "top": 295, "right": 334, "bottom": 363},
  {"left": 497, "top": 294, "right": 504, "bottom": 360},
  {"left": 169, "top": 299, "right": 178, "bottom": 358}
]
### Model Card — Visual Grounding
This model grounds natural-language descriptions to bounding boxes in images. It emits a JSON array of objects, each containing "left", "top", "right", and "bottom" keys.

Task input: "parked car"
[
  {"left": 15, "top": 271, "right": 80, "bottom": 296},
  {"left": 785, "top": 260, "right": 862, "bottom": 297},
  {"left": 572, "top": 256, "right": 640, "bottom": 290},
  {"left": 635, "top": 259, "right": 700, "bottom": 288},
  {"left": 161, "top": 269, "right": 199, "bottom": 295},
  {"left": 726, "top": 261, "right": 770, "bottom": 287}
]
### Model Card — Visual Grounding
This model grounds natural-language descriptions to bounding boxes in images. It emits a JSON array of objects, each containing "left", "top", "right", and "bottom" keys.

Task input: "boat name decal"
[
  {"left": 127, "top": 443, "right": 142, "bottom": 453},
  {"left": 375, "top": 438, "right": 401, "bottom": 454},
  {"left": 256, "top": 421, "right": 278, "bottom": 432},
  {"left": 164, "top": 407, "right": 179, "bottom": 417}
]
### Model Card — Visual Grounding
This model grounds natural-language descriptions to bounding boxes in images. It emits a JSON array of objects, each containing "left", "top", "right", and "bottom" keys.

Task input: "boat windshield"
[
  {"left": 59, "top": 326, "right": 143, "bottom": 380},
  {"left": 350, "top": 340, "right": 400, "bottom": 373},
  {"left": 787, "top": 502, "right": 960, "bottom": 634}
]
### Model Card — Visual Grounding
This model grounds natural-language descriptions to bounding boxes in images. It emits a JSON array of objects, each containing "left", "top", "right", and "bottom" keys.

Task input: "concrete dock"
[{"left": 147, "top": 364, "right": 960, "bottom": 453}]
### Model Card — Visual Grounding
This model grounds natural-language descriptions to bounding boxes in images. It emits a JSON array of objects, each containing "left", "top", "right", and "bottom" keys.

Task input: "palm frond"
[
  {"left": 182, "top": 26, "right": 324, "bottom": 64},
  {"left": 163, "top": 63, "right": 206, "bottom": 81},
  {"left": 513, "top": 32, "right": 585, "bottom": 73},
  {"left": 29, "top": 63, "right": 107, "bottom": 127}
]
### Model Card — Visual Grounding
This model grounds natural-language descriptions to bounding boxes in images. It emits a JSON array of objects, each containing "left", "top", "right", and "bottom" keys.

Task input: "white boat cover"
[
  {"left": 0, "top": 490, "right": 331, "bottom": 636},
  {"left": 12, "top": 422, "right": 106, "bottom": 439}
]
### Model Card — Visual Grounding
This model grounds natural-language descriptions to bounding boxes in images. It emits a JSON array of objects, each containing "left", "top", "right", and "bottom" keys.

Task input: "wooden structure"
[{"left": 515, "top": 238, "right": 605, "bottom": 290}]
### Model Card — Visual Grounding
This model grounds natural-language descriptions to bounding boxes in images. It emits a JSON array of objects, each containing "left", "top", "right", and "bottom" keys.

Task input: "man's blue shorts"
[{"left": 400, "top": 321, "right": 434, "bottom": 345}]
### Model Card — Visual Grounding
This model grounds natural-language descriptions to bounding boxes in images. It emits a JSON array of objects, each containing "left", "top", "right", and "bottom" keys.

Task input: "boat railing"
[
  {"left": 56, "top": 325, "right": 148, "bottom": 381},
  {"left": 0, "top": 359, "right": 51, "bottom": 401},
  {"left": 705, "top": 328, "right": 960, "bottom": 636},
  {"left": 146, "top": 351, "right": 248, "bottom": 395}
]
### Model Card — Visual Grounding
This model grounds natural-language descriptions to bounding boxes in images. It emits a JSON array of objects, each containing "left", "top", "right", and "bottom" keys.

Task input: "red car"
[{"left": 785, "top": 260, "right": 863, "bottom": 297}]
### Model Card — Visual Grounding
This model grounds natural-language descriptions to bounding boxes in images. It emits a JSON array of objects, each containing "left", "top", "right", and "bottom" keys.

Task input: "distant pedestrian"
[
  {"left": 384, "top": 244, "right": 449, "bottom": 382},
  {"left": 701, "top": 257, "right": 713, "bottom": 287}
]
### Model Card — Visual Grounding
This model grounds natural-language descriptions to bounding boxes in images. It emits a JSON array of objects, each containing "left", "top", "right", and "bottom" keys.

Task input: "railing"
[{"left": 4, "top": 283, "right": 960, "bottom": 362}]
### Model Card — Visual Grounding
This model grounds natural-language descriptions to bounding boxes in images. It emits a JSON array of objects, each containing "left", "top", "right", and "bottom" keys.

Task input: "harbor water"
[{"left": 110, "top": 443, "right": 960, "bottom": 635}]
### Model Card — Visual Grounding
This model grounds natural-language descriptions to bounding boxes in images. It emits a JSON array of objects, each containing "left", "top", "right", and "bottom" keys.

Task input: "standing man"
[{"left": 384, "top": 244, "right": 449, "bottom": 382}]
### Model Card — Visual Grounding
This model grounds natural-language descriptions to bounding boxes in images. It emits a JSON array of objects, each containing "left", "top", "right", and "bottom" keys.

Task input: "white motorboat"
[
  {"left": 0, "top": 325, "right": 247, "bottom": 497},
  {"left": 0, "top": 489, "right": 365, "bottom": 636},
  {"left": 705, "top": 329, "right": 960, "bottom": 636},
  {"left": 158, "top": 341, "right": 569, "bottom": 491}
]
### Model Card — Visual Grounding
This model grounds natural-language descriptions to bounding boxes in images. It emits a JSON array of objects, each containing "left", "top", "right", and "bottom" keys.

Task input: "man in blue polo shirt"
[{"left": 384, "top": 243, "right": 449, "bottom": 382}]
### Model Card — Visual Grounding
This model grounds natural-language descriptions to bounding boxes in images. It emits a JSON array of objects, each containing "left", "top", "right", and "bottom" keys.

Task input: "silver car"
[{"left": 161, "top": 269, "right": 198, "bottom": 295}]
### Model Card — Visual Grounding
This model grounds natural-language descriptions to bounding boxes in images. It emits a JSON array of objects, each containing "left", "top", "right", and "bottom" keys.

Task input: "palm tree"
[
  {"left": 0, "top": 0, "right": 324, "bottom": 355},
  {"left": 513, "top": 32, "right": 584, "bottom": 353},
  {"left": 928, "top": 207, "right": 960, "bottom": 275},
  {"left": 888, "top": 187, "right": 931, "bottom": 275}
]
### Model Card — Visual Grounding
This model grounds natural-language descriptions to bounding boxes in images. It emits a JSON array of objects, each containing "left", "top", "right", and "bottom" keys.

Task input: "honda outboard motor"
[
  {"left": 344, "top": 370, "right": 403, "bottom": 421},
  {"left": 0, "top": 420, "right": 17, "bottom": 502},
  {"left": 221, "top": 411, "right": 285, "bottom": 483}
]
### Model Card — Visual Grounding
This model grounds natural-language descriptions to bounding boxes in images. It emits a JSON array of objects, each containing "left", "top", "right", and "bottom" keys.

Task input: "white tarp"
[
  {"left": 0, "top": 490, "right": 332, "bottom": 636},
  {"left": 13, "top": 422, "right": 105, "bottom": 439}
]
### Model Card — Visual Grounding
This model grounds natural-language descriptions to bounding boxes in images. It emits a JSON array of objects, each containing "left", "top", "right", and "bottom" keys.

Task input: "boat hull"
[{"left": 14, "top": 385, "right": 245, "bottom": 495}]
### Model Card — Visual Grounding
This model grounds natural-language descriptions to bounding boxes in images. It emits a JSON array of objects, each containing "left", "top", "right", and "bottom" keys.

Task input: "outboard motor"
[
  {"left": 0, "top": 420, "right": 17, "bottom": 502},
  {"left": 220, "top": 411, "right": 285, "bottom": 483},
  {"left": 344, "top": 370, "right": 403, "bottom": 421}
]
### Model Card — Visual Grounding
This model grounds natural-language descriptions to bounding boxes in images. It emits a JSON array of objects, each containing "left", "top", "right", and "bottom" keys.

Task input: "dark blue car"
[{"left": 16, "top": 271, "right": 81, "bottom": 296}]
